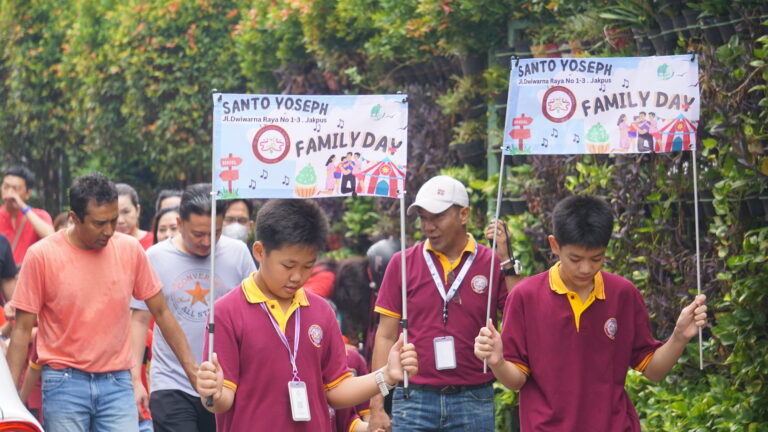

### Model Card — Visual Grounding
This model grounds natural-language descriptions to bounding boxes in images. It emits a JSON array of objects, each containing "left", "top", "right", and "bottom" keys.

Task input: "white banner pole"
[
  {"left": 691, "top": 149, "right": 704, "bottom": 370},
  {"left": 484, "top": 147, "right": 508, "bottom": 373},
  {"left": 206, "top": 91, "right": 221, "bottom": 406},
  {"left": 398, "top": 189, "right": 409, "bottom": 391}
]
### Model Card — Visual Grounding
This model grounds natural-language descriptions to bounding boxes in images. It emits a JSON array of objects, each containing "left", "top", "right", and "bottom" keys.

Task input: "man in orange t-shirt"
[{"left": 6, "top": 172, "right": 198, "bottom": 432}]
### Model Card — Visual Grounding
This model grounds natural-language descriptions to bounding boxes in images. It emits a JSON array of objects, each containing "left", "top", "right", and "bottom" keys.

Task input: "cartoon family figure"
[
  {"left": 322, "top": 152, "right": 363, "bottom": 195},
  {"left": 617, "top": 112, "right": 663, "bottom": 153}
]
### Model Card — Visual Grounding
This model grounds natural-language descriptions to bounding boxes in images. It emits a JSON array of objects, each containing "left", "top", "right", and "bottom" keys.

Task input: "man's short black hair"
[
  {"left": 225, "top": 199, "right": 254, "bottom": 218},
  {"left": 179, "top": 183, "right": 225, "bottom": 221},
  {"left": 155, "top": 189, "right": 183, "bottom": 212},
  {"left": 115, "top": 183, "right": 140, "bottom": 207},
  {"left": 256, "top": 199, "right": 328, "bottom": 253},
  {"left": 4, "top": 166, "right": 35, "bottom": 190},
  {"left": 70, "top": 173, "right": 118, "bottom": 221},
  {"left": 552, "top": 195, "right": 614, "bottom": 249}
]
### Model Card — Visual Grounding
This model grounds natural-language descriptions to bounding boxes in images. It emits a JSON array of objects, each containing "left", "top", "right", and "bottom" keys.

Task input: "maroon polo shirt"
[
  {"left": 501, "top": 266, "right": 663, "bottom": 432},
  {"left": 375, "top": 236, "right": 507, "bottom": 386},
  {"left": 206, "top": 277, "right": 351, "bottom": 432}
]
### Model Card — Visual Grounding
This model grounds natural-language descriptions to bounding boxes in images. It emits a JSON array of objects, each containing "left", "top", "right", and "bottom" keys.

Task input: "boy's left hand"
[
  {"left": 673, "top": 294, "right": 708, "bottom": 342},
  {"left": 384, "top": 333, "right": 418, "bottom": 386}
]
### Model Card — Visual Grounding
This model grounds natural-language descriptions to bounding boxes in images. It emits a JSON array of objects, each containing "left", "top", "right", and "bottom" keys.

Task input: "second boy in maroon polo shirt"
[
  {"left": 196, "top": 199, "right": 418, "bottom": 432},
  {"left": 474, "top": 195, "right": 708, "bottom": 431}
]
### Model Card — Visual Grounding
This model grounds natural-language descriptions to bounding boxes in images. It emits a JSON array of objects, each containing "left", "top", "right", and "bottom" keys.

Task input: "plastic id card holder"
[
  {"left": 288, "top": 381, "right": 311, "bottom": 422},
  {"left": 434, "top": 336, "right": 457, "bottom": 370}
]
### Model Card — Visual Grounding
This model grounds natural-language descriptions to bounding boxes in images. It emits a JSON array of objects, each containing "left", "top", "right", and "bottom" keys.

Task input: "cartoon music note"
[
  {"left": 282, "top": 176, "right": 290, "bottom": 186},
  {"left": 541, "top": 138, "right": 549, "bottom": 148},
  {"left": 573, "top": 134, "right": 580, "bottom": 144},
  {"left": 622, "top": 79, "right": 629, "bottom": 88},
  {"left": 313, "top": 123, "right": 321, "bottom": 133},
  {"left": 337, "top": 119, "right": 344, "bottom": 129},
  {"left": 249, "top": 179, "right": 257, "bottom": 189},
  {"left": 260, "top": 170, "right": 268, "bottom": 180},
  {"left": 599, "top": 82, "right": 606, "bottom": 92},
  {"left": 551, "top": 128, "right": 558, "bottom": 138}
]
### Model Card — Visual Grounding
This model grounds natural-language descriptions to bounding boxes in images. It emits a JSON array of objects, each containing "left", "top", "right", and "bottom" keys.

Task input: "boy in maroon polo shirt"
[
  {"left": 474, "top": 195, "right": 708, "bottom": 432},
  {"left": 195, "top": 199, "right": 417, "bottom": 432}
]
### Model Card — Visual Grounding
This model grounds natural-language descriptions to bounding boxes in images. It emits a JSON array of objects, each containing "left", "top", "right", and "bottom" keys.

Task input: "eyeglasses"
[{"left": 224, "top": 217, "right": 250, "bottom": 225}]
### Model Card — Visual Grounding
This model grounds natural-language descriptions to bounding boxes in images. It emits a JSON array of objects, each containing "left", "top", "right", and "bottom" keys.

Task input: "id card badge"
[
  {"left": 288, "top": 381, "right": 311, "bottom": 422},
  {"left": 434, "top": 336, "right": 457, "bottom": 370}
]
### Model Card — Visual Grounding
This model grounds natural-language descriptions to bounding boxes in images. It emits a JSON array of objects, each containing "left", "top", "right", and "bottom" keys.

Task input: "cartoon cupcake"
[
  {"left": 294, "top": 164, "right": 318, "bottom": 197},
  {"left": 585, "top": 122, "right": 610, "bottom": 153}
]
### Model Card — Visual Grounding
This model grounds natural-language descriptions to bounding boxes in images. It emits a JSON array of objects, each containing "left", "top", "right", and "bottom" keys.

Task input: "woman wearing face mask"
[
  {"left": 221, "top": 199, "right": 254, "bottom": 244},
  {"left": 116, "top": 183, "right": 154, "bottom": 250}
]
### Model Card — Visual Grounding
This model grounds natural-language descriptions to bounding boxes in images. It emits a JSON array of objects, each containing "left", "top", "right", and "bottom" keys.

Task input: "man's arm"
[
  {"left": 485, "top": 220, "right": 521, "bottom": 291},
  {"left": 143, "top": 291, "right": 198, "bottom": 389},
  {"left": 643, "top": 295, "right": 707, "bottom": 382},
  {"left": 130, "top": 308, "right": 151, "bottom": 416},
  {"left": 367, "top": 314, "right": 399, "bottom": 431},
  {"left": 6, "top": 309, "right": 36, "bottom": 388},
  {"left": 25, "top": 209, "right": 54, "bottom": 239}
]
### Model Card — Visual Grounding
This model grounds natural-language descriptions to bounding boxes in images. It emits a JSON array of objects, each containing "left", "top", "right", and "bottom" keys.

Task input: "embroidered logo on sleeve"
[
  {"left": 308, "top": 324, "right": 324, "bottom": 347},
  {"left": 604, "top": 318, "right": 618, "bottom": 340},
  {"left": 471, "top": 275, "right": 489, "bottom": 294}
]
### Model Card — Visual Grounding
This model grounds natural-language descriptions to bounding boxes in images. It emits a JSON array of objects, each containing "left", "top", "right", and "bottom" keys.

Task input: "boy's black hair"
[
  {"left": 70, "top": 173, "right": 118, "bottom": 222},
  {"left": 179, "top": 183, "right": 225, "bottom": 221},
  {"left": 256, "top": 199, "right": 328, "bottom": 253},
  {"left": 225, "top": 199, "right": 254, "bottom": 218},
  {"left": 155, "top": 189, "right": 183, "bottom": 212},
  {"left": 552, "top": 195, "right": 614, "bottom": 249},
  {"left": 4, "top": 166, "right": 35, "bottom": 190},
  {"left": 115, "top": 183, "right": 140, "bottom": 207}
]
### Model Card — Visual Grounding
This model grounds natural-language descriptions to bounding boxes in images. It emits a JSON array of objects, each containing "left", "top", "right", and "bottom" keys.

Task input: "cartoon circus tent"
[
  {"left": 659, "top": 114, "right": 698, "bottom": 152},
  {"left": 360, "top": 157, "right": 406, "bottom": 198}
]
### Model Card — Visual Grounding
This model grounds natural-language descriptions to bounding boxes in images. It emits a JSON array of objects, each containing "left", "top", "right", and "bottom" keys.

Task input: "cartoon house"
[
  {"left": 360, "top": 157, "right": 406, "bottom": 198},
  {"left": 659, "top": 114, "right": 698, "bottom": 152}
]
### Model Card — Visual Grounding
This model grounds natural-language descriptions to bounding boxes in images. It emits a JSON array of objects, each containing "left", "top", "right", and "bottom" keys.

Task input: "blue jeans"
[
  {"left": 391, "top": 383, "right": 495, "bottom": 432},
  {"left": 42, "top": 366, "right": 139, "bottom": 432}
]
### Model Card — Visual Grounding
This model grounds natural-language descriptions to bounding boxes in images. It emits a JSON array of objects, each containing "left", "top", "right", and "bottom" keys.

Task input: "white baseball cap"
[{"left": 407, "top": 175, "right": 469, "bottom": 215}]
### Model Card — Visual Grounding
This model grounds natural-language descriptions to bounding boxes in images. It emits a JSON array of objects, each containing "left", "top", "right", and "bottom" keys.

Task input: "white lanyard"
[
  {"left": 261, "top": 303, "right": 301, "bottom": 381},
  {"left": 422, "top": 241, "right": 476, "bottom": 326}
]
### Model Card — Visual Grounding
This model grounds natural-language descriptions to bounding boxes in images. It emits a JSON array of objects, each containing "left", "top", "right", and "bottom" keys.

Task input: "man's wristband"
[{"left": 21, "top": 205, "right": 32, "bottom": 215}]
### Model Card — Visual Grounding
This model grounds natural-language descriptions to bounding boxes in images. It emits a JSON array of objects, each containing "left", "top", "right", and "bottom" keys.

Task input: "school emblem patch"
[
  {"left": 308, "top": 324, "right": 323, "bottom": 347},
  {"left": 604, "top": 318, "right": 618, "bottom": 340},
  {"left": 471, "top": 275, "right": 489, "bottom": 294}
]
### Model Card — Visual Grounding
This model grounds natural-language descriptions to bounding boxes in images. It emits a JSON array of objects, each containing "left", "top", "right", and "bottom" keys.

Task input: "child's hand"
[
  {"left": 673, "top": 294, "right": 708, "bottom": 342},
  {"left": 474, "top": 319, "right": 503, "bottom": 367},
  {"left": 196, "top": 352, "right": 224, "bottom": 401},
  {"left": 384, "top": 333, "right": 418, "bottom": 385}
]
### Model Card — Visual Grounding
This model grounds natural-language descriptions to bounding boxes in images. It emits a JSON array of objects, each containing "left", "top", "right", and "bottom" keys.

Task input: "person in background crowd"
[
  {"left": 155, "top": 189, "right": 183, "bottom": 213},
  {"left": 116, "top": 183, "right": 154, "bottom": 250},
  {"left": 0, "top": 233, "right": 17, "bottom": 347},
  {"left": 0, "top": 166, "right": 54, "bottom": 266},
  {"left": 303, "top": 258, "right": 337, "bottom": 298},
  {"left": 52, "top": 212, "right": 72, "bottom": 232},
  {"left": 221, "top": 199, "right": 254, "bottom": 245},
  {"left": 7, "top": 172, "right": 198, "bottom": 432},
  {"left": 152, "top": 207, "right": 180, "bottom": 244},
  {"left": 131, "top": 184, "right": 256, "bottom": 432}
]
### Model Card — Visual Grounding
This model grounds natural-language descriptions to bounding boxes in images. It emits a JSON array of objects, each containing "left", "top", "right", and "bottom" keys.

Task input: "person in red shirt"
[
  {"left": 116, "top": 183, "right": 154, "bottom": 249},
  {"left": 474, "top": 194, "right": 708, "bottom": 431},
  {"left": 195, "top": 199, "right": 418, "bottom": 432},
  {"left": 0, "top": 166, "right": 54, "bottom": 266}
]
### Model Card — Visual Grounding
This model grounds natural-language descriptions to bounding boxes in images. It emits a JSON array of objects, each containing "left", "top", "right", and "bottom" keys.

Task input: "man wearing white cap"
[{"left": 368, "top": 175, "right": 511, "bottom": 432}]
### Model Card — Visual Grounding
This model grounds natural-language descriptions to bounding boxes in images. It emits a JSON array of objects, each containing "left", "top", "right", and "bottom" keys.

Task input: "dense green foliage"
[{"left": 1, "top": 0, "right": 765, "bottom": 430}]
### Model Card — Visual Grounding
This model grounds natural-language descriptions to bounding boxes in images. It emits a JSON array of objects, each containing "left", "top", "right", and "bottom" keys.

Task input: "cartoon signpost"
[
  {"left": 509, "top": 114, "right": 532, "bottom": 151},
  {"left": 219, "top": 153, "right": 242, "bottom": 195}
]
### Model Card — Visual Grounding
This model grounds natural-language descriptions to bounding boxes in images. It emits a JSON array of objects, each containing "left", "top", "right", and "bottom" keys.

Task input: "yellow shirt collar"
[
  {"left": 241, "top": 272, "right": 309, "bottom": 332},
  {"left": 426, "top": 234, "right": 476, "bottom": 283},
  {"left": 548, "top": 261, "right": 605, "bottom": 299}
]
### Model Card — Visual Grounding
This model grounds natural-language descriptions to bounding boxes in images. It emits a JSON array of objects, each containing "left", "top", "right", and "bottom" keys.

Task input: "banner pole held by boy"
[{"left": 484, "top": 147, "right": 508, "bottom": 373}]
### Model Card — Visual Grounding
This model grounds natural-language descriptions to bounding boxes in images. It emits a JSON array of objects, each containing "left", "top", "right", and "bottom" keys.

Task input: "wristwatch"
[
  {"left": 375, "top": 368, "right": 396, "bottom": 397},
  {"left": 501, "top": 258, "right": 522, "bottom": 276}
]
